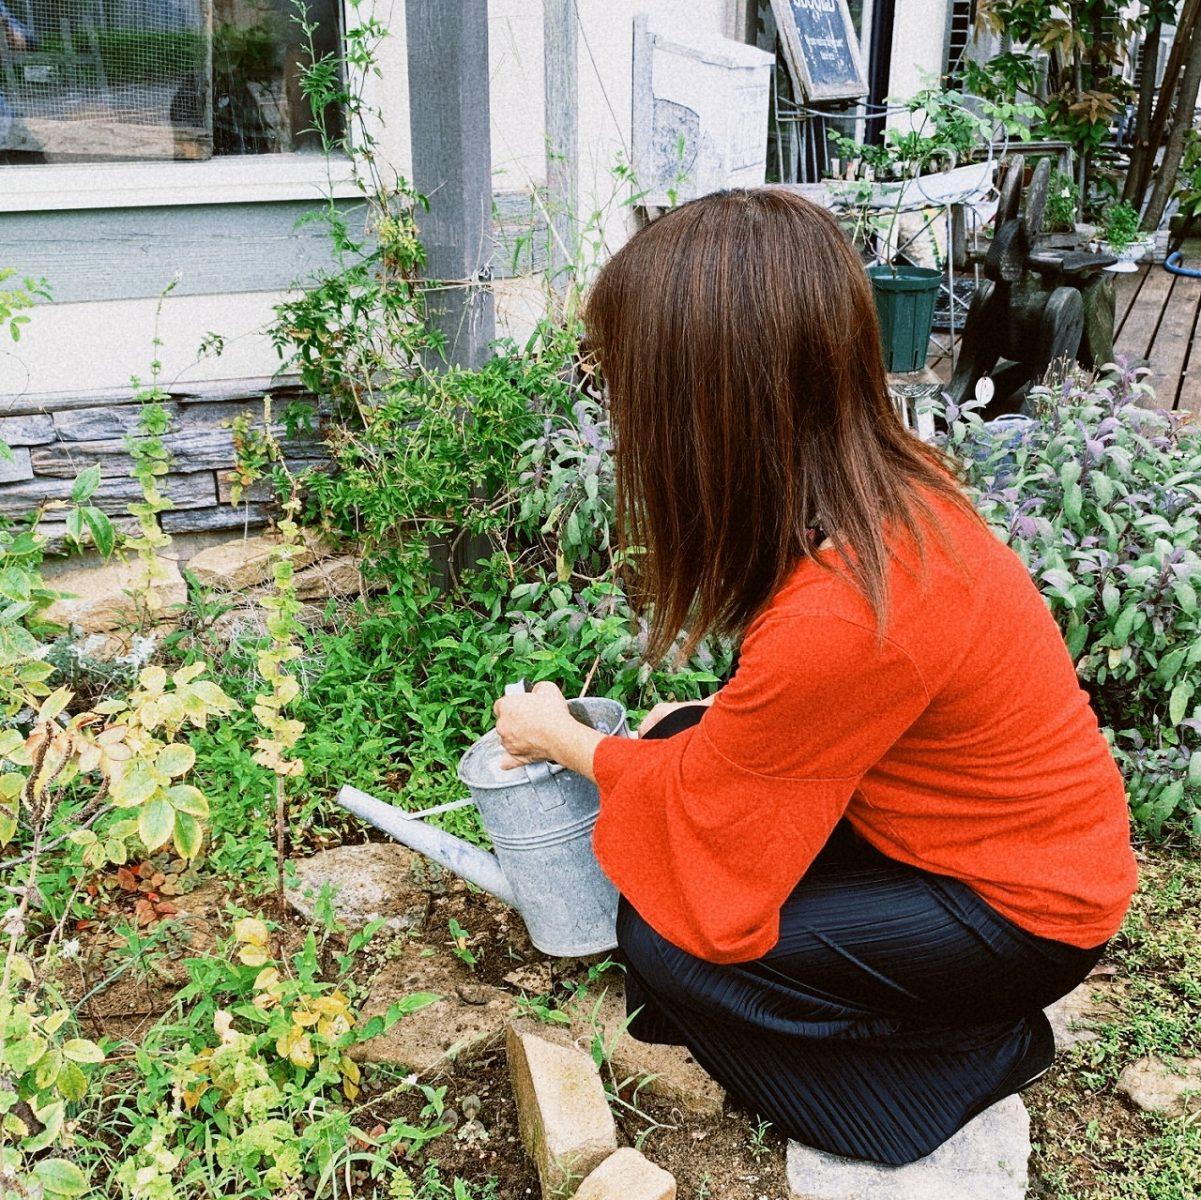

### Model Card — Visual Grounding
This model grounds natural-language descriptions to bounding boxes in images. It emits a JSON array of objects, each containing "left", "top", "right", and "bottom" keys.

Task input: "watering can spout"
[{"left": 335, "top": 785, "right": 518, "bottom": 908}]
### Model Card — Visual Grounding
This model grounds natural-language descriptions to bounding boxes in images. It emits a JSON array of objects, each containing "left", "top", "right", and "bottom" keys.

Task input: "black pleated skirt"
[{"left": 617, "top": 708, "right": 1106, "bottom": 1166}]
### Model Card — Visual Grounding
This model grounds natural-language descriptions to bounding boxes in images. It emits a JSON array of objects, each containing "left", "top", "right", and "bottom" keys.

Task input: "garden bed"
[{"left": 50, "top": 823, "right": 1199, "bottom": 1200}]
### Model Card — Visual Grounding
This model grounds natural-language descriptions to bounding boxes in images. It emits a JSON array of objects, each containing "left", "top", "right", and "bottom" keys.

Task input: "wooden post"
[
  {"left": 543, "top": 0, "right": 579, "bottom": 295},
  {"left": 405, "top": 0, "right": 495, "bottom": 369}
]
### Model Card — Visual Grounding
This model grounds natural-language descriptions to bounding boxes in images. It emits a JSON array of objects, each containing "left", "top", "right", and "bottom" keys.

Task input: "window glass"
[{"left": 0, "top": 0, "right": 342, "bottom": 164}]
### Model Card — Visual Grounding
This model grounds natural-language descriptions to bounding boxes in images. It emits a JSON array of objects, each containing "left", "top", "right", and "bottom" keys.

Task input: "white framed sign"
[{"left": 771, "top": 0, "right": 869, "bottom": 103}]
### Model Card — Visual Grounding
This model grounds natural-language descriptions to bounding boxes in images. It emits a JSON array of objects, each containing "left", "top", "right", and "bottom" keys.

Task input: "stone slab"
[
  {"left": 1044, "top": 982, "right": 1107, "bottom": 1050},
  {"left": 0, "top": 447, "right": 33, "bottom": 483},
  {"left": 43, "top": 556, "right": 187, "bottom": 635},
  {"left": 567, "top": 985, "right": 725, "bottom": 1117},
  {"left": 349, "top": 950, "right": 513, "bottom": 1076},
  {"left": 215, "top": 458, "right": 326, "bottom": 504},
  {"left": 187, "top": 529, "right": 329, "bottom": 591},
  {"left": 32, "top": 430, "right": 240, "bottom": 478},
  {"left": 508, "top": 1022, "right": 618, "bottom": 1199},
  {"left": 0, "top": 414, "right": 55, "bottom": 446},
  {"left": 574, "top": 1148, "right": 676, "bottom": 1200},
  {"left": 0, "top": 471, "right": 216, "bottom": 517},
  {"left": 51, "top": 399, "right": 317, "bottom": 442},
  {"left": 786, "top": 1096, "right": 1030, "bottom": 1200},
  {"left": 161, "top": 504, "right": 271, "bottom": 534},
  {"left": 1118, "top": 1055, "right": 1201, "bottom": 1118},
  {"left": 285, "top": 843, "right": 430, "bottom": 933}
]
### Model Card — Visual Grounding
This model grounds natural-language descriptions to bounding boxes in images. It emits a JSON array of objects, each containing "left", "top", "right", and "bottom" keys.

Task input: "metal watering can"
[{"left": 334, "top": 685, "right": 628, "bottom": 957}]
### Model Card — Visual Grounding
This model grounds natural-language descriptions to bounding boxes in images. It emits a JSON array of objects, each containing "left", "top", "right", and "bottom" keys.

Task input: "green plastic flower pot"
[{"left": 867, "top": 265, "right": 942, "bottom": 374}]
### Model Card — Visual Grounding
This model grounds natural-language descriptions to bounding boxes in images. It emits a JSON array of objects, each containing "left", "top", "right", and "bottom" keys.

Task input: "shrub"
[{"left": 944, "top": 361, "right": 1201, "bottom": 837}]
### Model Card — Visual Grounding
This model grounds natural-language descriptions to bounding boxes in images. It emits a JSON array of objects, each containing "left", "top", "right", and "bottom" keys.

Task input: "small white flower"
[{"left": 62, "top": 937, "right": 80, "bottom": 959}]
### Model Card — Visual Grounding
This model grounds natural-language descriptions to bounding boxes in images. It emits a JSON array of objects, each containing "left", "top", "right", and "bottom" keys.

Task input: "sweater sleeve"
[{"left": 592, "top": 612, "right": 930, "bottom": 963}]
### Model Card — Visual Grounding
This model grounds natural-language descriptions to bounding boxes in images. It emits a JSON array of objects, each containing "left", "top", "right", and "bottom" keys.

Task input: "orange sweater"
[{"left": 593, "top": 493, "right": 1138, "bottom": 964}]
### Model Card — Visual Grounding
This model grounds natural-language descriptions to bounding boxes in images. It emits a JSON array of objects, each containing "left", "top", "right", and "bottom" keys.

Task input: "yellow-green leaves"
[
  {"left": 173, "top": 810, "right": 202, "bottom": 859},
  {"left": 138, "top": 796, "right": 174, "bottom": 852},
  {"left": 233, "top": 918, "right": 272, "bottom": 967},
  {"left": 61, "top": 1038, "right": 103, "bottom": 1064},
  {"left": 31, "top": 1157, "right": 90, "bottom": 1197},
  {"left": 0, "top": 770, "right": 21, "bottom": 845},
  {"left": 156, "top": 742, "right": 195, "bottom": 778}
]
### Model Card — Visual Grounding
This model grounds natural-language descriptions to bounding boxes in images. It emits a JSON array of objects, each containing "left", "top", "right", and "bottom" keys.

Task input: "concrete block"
[
  {"left": 568, "top": 985, "right": 725, "bottom": 1117},
  {"left": 787, "top": 1096, "right": 1030, "bottom": 1200},
  {"left": 1118, "top": 1055, "right": 1201, "bottom": 1118},
  {"left": 507, "top": 1022, "right": 618, "bottom": 1198},
  {"left": 574, "top": 1148, "right": 675, "bottom": 1200}
]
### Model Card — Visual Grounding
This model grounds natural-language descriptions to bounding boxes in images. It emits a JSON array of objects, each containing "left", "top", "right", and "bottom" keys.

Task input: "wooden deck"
[{"left": 1115, "top": 247, "right": 1201, "bottom": 413}]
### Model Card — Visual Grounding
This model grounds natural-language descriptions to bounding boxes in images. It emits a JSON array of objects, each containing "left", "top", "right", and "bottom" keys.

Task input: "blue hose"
[{"left": 1165, "top": 250, "right": 1201, "bottom": 277}]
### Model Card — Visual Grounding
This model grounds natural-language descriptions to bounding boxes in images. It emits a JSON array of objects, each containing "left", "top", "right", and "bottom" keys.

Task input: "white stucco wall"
[
  {"left": 4, "top": 0, "right": 949, "bottom": 399},
  {"left": 889, "top": 0, "right": 950, "bottom": 112}
]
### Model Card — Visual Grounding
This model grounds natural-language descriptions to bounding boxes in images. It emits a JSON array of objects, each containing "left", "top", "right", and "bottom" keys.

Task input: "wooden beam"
[
  {"left": 1146, "top": 274, "right": 1201, "bottom": 409},
  {"left": 543, "top": 0, "right": 578, "bottom": 293},
  {"left": 405, "top": 0, "right": 496, "bottom": 369},
  {"left": 1113, "top": 267, "right": 1145, "bottom": 337},
  {"left": 1116, "top": 267, "right": 1173, "bottom": 363}
]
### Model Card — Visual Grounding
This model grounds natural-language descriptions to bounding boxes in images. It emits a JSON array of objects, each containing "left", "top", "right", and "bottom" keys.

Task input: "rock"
[
  {"left": 34, "top": 515, "right": 141, "bottom": 556},
  {"left": 162, "top": 504, "right": 272, "bottom": 535},
  {"left": 567, "top": 984, "right": 725, "bottom": 1117},
  {"left": 285, "top": 843, "right": 431, "bottom": 933},
  {"left": 1045, "top": 983, "right": 1105, "bottom": 1049},
  {"left": 0, "top": 471, "right": 216, "bottom": 517},
  {"left": 44, "top": 556, "right": 187, "bottom": 648},
  {"left": 505, "top": 962, "right": 554, "bottom": 993},
  {"left": 350, "top": 949, "right": 512, "bottom": 1075},
  {"left": 0, "top": 448, "right": 33, "bottom": 483},
  {"left": 508, "top": 1022, "right": 618, "bottom": 1199},
  {"left": 289, "top": 555, "right": 363, "bottom": 601},
  {"left": 1117, "top": 1056, "right": 1201, "bottom": 1118},
  {"left": 574, "top": 1148, "right": 676, "bottom": 1200},
  {"left": 786, "top": 1096, "right": 1030, "bottom": 1200},
  {"left": 0, "top": 413, "right": 55, "bottom": 446},
  {"left": 187, "top": 529, "right": 329, "bottom": 591}
]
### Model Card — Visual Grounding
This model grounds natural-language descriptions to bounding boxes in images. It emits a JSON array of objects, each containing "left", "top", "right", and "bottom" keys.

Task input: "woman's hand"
[
  {"left": 493, "top": 681, "right": 578, "bottom": 769},
  {"left": 638, "top": 694, "right": 717, "bottom": 737}
]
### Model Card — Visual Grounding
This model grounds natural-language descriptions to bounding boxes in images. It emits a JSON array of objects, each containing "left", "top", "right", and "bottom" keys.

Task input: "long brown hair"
[{"left": 583, "top": 187, "right": 973, "bottom": 662}]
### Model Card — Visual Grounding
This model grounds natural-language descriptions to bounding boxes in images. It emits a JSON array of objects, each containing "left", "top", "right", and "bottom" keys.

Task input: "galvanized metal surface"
[{"left": 335, "top": 696, "right": 629, "bottom": 958}]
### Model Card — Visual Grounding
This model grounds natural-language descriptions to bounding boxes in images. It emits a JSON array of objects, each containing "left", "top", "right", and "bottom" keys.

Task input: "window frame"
[{"left": 0, "top": 0, "right": 359, "bottom": 214}]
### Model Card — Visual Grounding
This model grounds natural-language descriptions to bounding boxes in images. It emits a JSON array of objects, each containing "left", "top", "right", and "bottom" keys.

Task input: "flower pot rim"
[{"left": 868, "top": 264, "right": 943, "bottom": 294}]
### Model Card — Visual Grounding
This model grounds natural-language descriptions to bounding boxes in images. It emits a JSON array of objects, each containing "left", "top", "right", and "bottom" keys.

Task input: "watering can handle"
[{"left": 504, "top": 681, "right": 567, "bottom": 810}]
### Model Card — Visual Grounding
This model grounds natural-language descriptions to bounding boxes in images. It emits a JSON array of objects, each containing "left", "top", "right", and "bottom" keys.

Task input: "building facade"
[{"left": 0, "top": 0, "right": 959, "bottom": 534}]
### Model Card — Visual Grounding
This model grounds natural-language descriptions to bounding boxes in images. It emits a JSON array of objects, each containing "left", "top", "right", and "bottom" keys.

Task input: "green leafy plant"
[
  {"left": 1170, "top": 128, "right": 1201, "bottom": 252},
  {"left": 825, "top": 87, "right": 1034, "bottom": 267},
  {"left": 97, "top": 916, "right": 438, "bottom": 1197},
  {"left": 963, "top": 1, "right": 1152, "bottom": 208},
  {"left": 1101, "top": 201, "right": 1143, "bottom": 253},
  {"left": 1044, "top": 170, "right": 1081, "bottom": 234},
  {"left": 0, "top": 270, "right": 49, "bottom": 344}
]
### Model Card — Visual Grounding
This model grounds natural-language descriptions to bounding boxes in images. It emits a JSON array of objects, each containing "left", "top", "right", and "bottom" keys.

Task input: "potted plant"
[
  {"left": 826, "top": 89, "right": 1009, "bottom": 373},
  {"left": 1100, "top": 200, "right": 1151, "bottom": 272},
  {"left": 1039, "top": 170, "right": 1096, "bottom": 248}
]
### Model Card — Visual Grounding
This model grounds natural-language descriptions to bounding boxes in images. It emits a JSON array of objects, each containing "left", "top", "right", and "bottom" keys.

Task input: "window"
[{"left": 0, "top": 0, "right": 342, "bottom": 165}]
